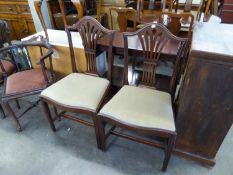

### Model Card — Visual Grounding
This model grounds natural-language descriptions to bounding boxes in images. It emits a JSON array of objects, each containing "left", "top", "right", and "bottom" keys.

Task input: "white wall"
[{"left": 28, "top": 0, "right": 52, "bottom": 32}]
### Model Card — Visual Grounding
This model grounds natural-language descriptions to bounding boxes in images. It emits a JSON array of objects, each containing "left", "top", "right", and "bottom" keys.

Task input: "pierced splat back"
[
  {"left": 123, "top": 23, "right": 188, "bottom": 95},
  {"left": 66, "top": 16, "right": 115, "bottom": 79}
]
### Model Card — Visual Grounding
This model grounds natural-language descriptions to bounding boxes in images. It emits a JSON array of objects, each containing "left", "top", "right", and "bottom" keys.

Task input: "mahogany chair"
[
  {"left": 98, "top": 23, "right": 188, "bottom": 172},
  {"left": 0, "top": 36, "right": 55, "bottom": 131},
  {"left": 109, "top": 7, "right": 137, "bottom": 32},
  {"left": 161, "top": 12, "right": 194, "bottom": 40},
  {"left": 40, "top": 16, "right": 115, "bottom": 148}
]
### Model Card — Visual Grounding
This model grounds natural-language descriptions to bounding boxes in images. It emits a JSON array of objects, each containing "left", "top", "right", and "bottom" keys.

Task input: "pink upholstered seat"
[
  {"left": 0, "top": 60, "right": 15, "bottom": 82},
  {"left": 5, "top": 68, "right": 50, "bottom": 95}
]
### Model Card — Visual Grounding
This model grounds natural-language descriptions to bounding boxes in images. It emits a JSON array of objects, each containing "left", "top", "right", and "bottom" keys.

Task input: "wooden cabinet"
[
  {"left": 174, "top": 23, "right": 233, "bottom": 166},
  {"left": 0, "top": 0, "right": 36, "bottom": 40}
]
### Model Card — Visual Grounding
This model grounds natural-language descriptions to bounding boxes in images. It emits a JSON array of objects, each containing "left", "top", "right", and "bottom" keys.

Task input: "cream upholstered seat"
[
  {"left": 41, "top": 73, "right": 110, "bottom": 112},
  {"left": 99, "top": 85, "right": 175, "bottom": 131}
]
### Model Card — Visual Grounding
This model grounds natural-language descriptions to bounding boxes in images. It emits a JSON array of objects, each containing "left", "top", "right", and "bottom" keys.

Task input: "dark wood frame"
[
  {"left": 97, "top": 23, "right": 188, "bottom": 172},
  {"left": 0, "top": 36, "right": 55, "bottom": 131},
  {"left": 40, "top": 16, "right": 115, "bottom": 148}
]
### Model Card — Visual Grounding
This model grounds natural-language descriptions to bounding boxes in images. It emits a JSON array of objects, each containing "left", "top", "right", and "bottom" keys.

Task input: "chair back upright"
[
  {"left": 71, "top": 0, "right": 84, "bottom": 19},
  {"left": 196, "top": 0, "right": 212, "bottom": 22},
  {"left": 34, "top": 0, "right": 49, "bottom": 39},
  {"left": 0, "top": 20, "right": 11, "bottom": 48},
  {"left": 123, "top": 23, "right": 188, "bottom": 96},
  {"left": 66, "top": 16, "right": 115, "bottom": 81},
  {"left": 109, "top": 7, "right": 137, "bottom": 32}
]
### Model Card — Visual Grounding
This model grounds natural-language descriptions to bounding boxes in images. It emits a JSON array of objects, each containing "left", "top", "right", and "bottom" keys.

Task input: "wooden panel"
[
  {"left": 175, "top": 52, "right": 233, "bottom": 165},
  {"left": 19, "top": 5, "right": 31, "bottom": 14},
  {"left": 0, "top": 0, "right": 36, "bottom": 40},
  {"left": 0, "top": 4, "right": 17, "bottom": 14}
]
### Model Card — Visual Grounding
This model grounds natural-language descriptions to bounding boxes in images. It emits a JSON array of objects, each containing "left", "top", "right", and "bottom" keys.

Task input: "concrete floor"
[{"left": 0, "top": 97, "right": 232, "bottom": 175}]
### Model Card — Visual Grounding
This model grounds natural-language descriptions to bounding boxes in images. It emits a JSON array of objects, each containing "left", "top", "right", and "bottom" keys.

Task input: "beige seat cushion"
[
  {"left": 99, "top": 85, "right": 175, "bottom": 131},
  {"left": 41, "top": 73, "right": 110, "bottom": 112}
]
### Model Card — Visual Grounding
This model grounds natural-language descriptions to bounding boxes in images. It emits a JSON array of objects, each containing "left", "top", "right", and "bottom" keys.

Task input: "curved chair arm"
[{"left": 36, "top": 49, "right": 55, "bottom": 86}]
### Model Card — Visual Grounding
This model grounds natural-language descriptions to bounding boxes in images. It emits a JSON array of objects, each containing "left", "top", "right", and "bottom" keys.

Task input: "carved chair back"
[
  {"left": 123, "top": 23, "right": 188, "bottom": 96},
  {"left": 66, "top": 16, "right": 115, "bottom": 81},
  {"left": 109, "top": 7, "right": 136, "bottom": 32},
  {"left": 0, "top": 36, "right": 55, "bottom": 85},
  {"left": 0, "top": 20, "right": 11, "bottom": 48}
]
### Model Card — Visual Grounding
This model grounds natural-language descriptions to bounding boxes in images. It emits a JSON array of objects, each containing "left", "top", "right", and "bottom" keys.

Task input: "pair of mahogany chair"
[{"left": 39, "top": 16, "right": 188, "bottom": 171}]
